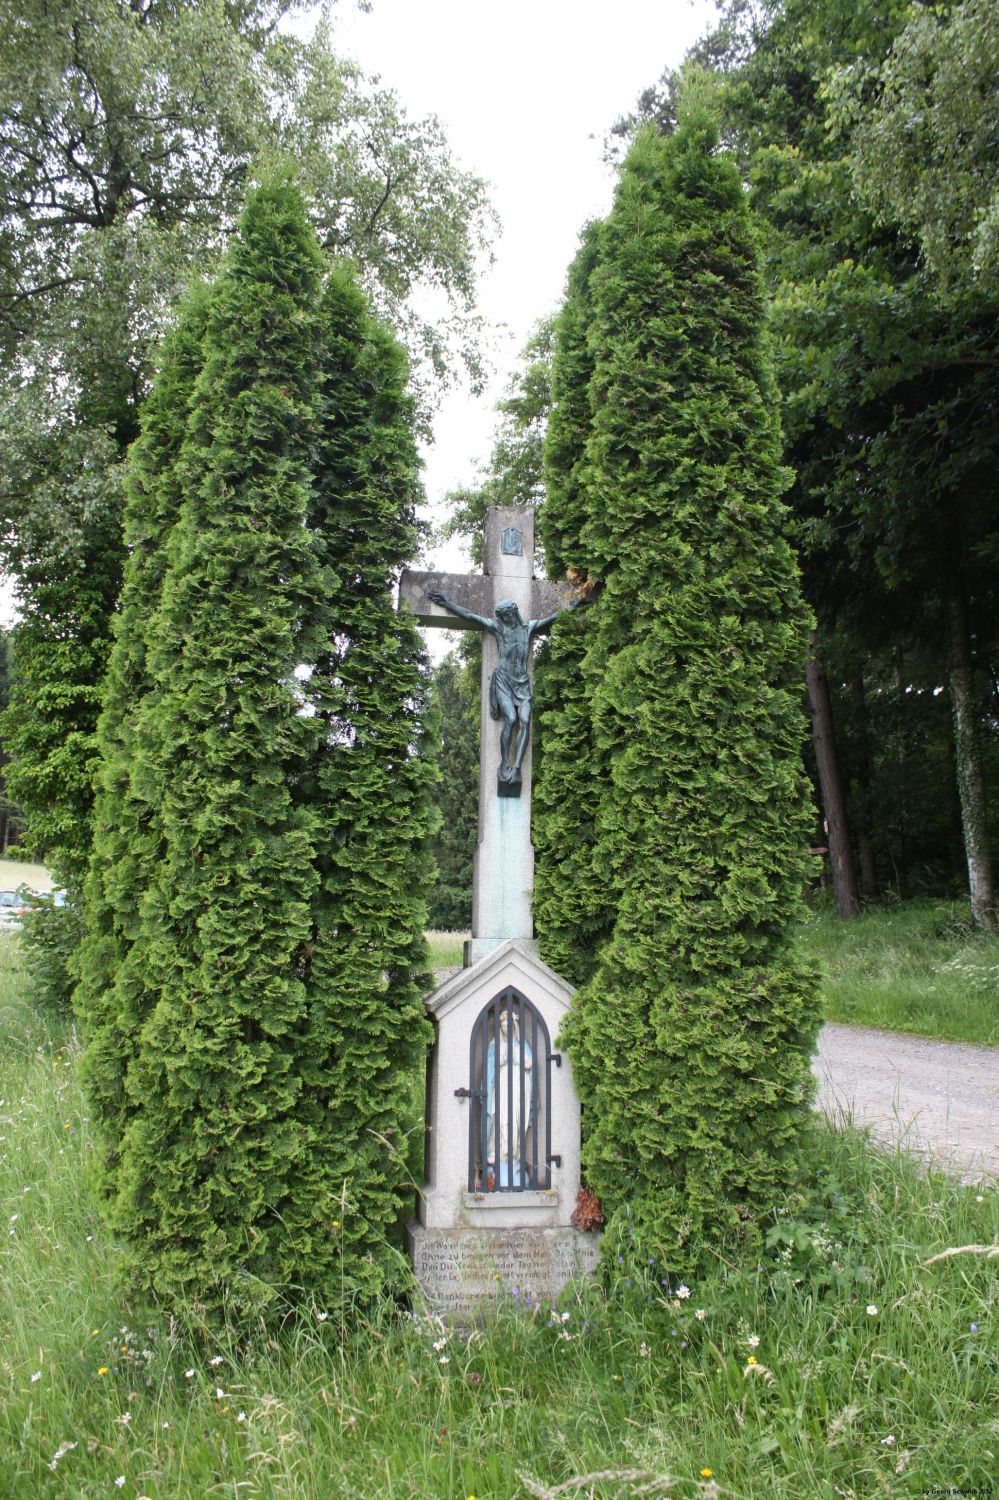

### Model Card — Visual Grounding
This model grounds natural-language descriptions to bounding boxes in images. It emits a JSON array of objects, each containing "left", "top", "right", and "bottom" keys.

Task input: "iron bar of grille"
[
  {"left": 518, "top": 988, "right": 526, "bottom": 1187},
  {"left": 466, "top": 1011, "right": 477, "bottom": 1192},
  {"left": 465, "top": 988, "right": 553, "bottom": 1194},
  {"left": 544, "top": 998, "right": 552, "bottom": 1187},
  {"left": 507, "top": 990, "right": 513, "bottom": 1188},
  {"left": 531, "top": 1001, "right": 539, "bottom": 1188},
  {"left": 493, "top": 991, "right": 501, "bottom": 1190}
]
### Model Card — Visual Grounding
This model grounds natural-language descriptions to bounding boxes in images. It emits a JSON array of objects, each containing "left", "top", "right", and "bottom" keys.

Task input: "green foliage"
[
  {"left": 76, "top": 183, "right": 433, "bottom": 1319},
  {"left": 425, "top": 646, "right": 478, "bottom": 931},
  {"left": 533, "top": 222, "right": 613, "bottom": 987},
  {"left": 2, "top": 936, "right": 996, "bottom": 1497},
  {"left": 15, "top": 897, "right": 83, "bottom": 1019},
  {"left": 833, "top": 0, "right": 999, "bottom": 292},
  {"left": 289, "top": 265, "right": 435, "bottom": 1306},
  {"left": 628, "top": 0, "right": 999, "bottom": 924},
  {"left": 538, "top": 118, "right": 821, "bottom": 1270},
  {"left": 440, "top": 320, "right": 553, "bottom": 565},
  {"left": 75, "top": 281, "right": 215, "bottom": 1187},
  {"left": 0, "top": 627, "right": 24, "bottom": 852},
  {"left": 0, "top": 0, "right": 493, "bottom": 902},
  {"left": 740, "top": 0, "right": 999, "bottom": 926}
]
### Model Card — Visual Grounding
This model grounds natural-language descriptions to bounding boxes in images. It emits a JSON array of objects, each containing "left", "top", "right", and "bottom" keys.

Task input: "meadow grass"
[
  {"left": 1, "top": 928, "right": 996, "bottom": 1499},
  {"left": 0, "top": 856, "right": 52, "bottom": 893},
  {"left": 799, "top": 899, "right": 999, "bottom": 1047},
  {"left": 427, "top": 930, "right": 469, "bottom": 970},
  {"left": 429, "top": 905, "right": 999, "bottom": 1047}
]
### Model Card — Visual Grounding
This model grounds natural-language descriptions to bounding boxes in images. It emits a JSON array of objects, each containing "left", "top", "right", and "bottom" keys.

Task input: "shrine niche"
[{"left": 466, "top": 986, "right": 552, "bottom": 1193}]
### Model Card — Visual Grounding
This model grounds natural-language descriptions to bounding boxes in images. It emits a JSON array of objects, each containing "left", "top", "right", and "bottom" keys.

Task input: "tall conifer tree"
[
  {"left": 279, "top": 269, "right": 434, "bottom": 1304},
  {"left": 538, "top": 118, "right": 821, "bottom": 1268},
  {"left": 78, "top": 186, "right": 433, "bottom": 1316},
  {"left": 76, "top": 283, "right": 213, "bottom": 1184},
  {"left": 534, "top": 222, "right": 613, "bottom": 986}
]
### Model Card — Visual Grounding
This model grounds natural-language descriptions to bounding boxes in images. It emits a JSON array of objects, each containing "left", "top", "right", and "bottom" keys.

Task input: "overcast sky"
[
  {"left": 0, "top": 0, "right": 714, "bottom": 628},
  {"left": 325, "top": 0, "right": 716, "bottom": 569}
]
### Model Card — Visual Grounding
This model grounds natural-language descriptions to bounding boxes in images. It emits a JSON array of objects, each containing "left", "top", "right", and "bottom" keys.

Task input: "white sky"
[
  {"left": 326, "top": 0, "right": 716, "bottom": 570},
  {"left": 0, "top": 0, "right": 714, "bottom": 628}
]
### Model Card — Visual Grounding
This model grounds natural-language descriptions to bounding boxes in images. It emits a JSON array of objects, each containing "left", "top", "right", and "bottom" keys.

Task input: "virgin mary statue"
[{"left": 484, "top": 1006, "right": 534, "bottom": 1188}]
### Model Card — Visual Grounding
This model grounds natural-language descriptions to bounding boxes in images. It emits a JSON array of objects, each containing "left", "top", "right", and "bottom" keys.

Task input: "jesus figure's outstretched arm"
[
  {"left": 529, "top": 594, "right": 592, "bottom": 639},
  {"left": 425, "top": 590, "right": 496, "bottom": 632}
]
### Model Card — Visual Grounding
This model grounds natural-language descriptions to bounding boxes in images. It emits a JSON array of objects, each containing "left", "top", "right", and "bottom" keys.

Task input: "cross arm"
[
  {"left": 399, "top": 569, "right": 580, "bottom": 629},
  {"left": 399, "top": 570, "right": 495, "bottom": 629}
]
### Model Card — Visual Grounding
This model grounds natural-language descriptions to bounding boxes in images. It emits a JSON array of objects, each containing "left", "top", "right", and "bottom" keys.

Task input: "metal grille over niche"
[{"left": 461, "top": 987, "right": 558, "bottom": 1193}]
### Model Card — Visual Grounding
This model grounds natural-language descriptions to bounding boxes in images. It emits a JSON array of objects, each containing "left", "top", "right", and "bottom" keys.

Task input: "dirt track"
[{"left": 813, "top": 1023, "right": 998, "bottom": 1184}]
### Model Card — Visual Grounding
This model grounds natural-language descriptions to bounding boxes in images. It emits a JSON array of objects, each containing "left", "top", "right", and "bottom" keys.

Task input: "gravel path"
[{"left": 813, "top": 1023, "right": 998, "bottom": 1184}]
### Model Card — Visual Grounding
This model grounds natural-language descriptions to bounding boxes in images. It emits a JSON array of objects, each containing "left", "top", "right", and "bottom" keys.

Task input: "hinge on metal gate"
[
  {"left": 547, "top": 1052, "right": 562, "bottom": 1068},
  {"left": 547, "top": 1154, "right": 562, "bottom": 1168},
  {"left": 454, "top": 1086, "right": 484, "bottom": 1099}
]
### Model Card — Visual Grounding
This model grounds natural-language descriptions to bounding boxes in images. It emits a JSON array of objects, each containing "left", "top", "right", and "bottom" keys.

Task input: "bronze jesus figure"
[{"left": 426, "top": 590, "right": 581, "bottom": 796}]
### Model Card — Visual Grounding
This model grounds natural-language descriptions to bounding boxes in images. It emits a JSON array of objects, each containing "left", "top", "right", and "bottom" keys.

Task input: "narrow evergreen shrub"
[
  {"left": 77, "top": 187, "right": 434, "bottom": 1319},
  {"left": 534, "top": 222, "right": 615, "bottom": 987},
  {"left": 76, "top": 283, "right": 213, "bottom": 1187},
  {"left": 279, "top": 270, "right": 434, "bottom": 1304},
  {"left": 539, "top": 119, "right": 821, "bottom": 1270}
]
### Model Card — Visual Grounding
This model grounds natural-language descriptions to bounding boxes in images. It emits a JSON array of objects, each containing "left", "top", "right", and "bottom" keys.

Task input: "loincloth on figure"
[{"left": 489, "top": 666, "right": 532, "bottom": 721}]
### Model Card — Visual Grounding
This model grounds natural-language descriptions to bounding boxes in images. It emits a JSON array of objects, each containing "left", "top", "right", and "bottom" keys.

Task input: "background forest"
[{"left": 427, "top": 0, "right": 998, "bottom": 937}]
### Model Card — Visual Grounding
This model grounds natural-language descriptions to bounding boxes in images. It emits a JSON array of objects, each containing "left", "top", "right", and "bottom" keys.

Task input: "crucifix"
[{"left": 400, "top": 506, "right": 583, "bottom": 964}]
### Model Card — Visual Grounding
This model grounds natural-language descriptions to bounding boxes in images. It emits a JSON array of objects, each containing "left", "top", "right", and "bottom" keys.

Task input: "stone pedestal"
[{"left": 413, "top": 940, "right": 602, "bottom": 1314}]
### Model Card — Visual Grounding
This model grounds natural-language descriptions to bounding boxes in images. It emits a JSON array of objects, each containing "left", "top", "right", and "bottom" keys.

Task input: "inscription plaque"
[
  {"left": 501, "top": 525, "right": 524, "bottom": 556},
  {"left": 408, "top": 1222, "right": 601, "bottom": 1317}
]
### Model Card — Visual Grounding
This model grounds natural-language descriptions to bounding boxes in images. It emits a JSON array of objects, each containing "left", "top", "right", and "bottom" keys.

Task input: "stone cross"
[{"left": 400, "top": 506, "right": 576, "bottom": 964}]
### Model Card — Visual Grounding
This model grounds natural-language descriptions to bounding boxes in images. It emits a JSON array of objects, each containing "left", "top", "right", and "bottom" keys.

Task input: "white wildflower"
[{"left": 47, "top": 1440, "right": 77, "bottom": 1471}]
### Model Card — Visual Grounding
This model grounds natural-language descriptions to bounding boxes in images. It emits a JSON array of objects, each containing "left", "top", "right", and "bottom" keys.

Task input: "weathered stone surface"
[
  {"left": 408, "top": 1222, "right": 602, "bottom": 1318},
  {"left": 420, "top": 941, "right": 584, "bottom": 1231},
  {"left": 400, "top": 509, "right": 600, "bottom": 1314},
  {"left": 398, "top": 571, "right": 576, "bottom": 628}
]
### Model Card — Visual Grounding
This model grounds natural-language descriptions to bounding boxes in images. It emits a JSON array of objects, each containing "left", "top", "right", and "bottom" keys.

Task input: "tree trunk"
[
  {"left": 947, "top": 579, "right": 996, "bottom": 930},
  {"left": 888, "top": 646, "right": 910, "bottom": 901},
  {"left": 849, "top": 673, "right": 879, "bottom": 899},
  {"left": 806, "top": 648, "right": 860, "bottom": 918}
]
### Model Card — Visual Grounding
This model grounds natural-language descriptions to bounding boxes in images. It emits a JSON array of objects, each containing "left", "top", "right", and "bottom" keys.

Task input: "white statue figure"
[{"left": 484, "top": 1006, "right": 534, "bottom": 1188}]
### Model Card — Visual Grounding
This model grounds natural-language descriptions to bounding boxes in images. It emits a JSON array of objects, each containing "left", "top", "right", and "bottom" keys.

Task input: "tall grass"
[
  {"left": 0, "top": 856, "right": 52, "bottom": 892},
  {"left": 427, "top": 929, "right": 468, "bottom": 970},
  {"left": 1, "top": 928, "right": 996, "bottom": 1497},
  {"left": 799, "top": 899, "right": 999, "bottom": 1047}
]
